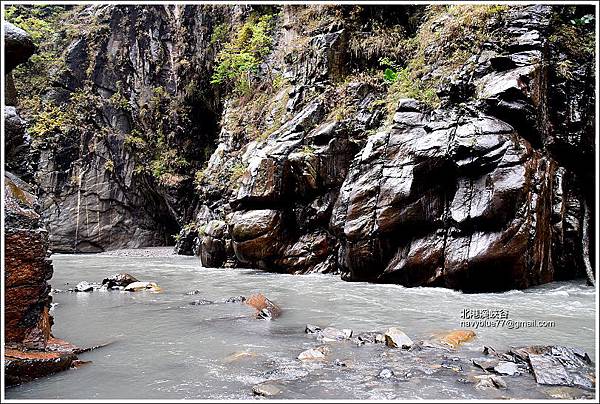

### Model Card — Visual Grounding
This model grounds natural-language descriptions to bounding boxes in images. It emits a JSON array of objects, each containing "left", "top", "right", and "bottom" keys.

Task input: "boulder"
[
  {"left": 432, "top": 330, "right": 476, "bottom": 349},
  {"left": 124, "top": 281, "right": 161, "bottom": 292},
  {"left": 75, "top": 281, "right": 95, "bottom": 292},
  {"left": 384, "top": 327, "right": 413, "bottom": 349},
  {"left": 298, "top": 346, "right": 329, "bottom": 361},
  {"left": 252, "top": 382, "right": 282, "bottom": 397},
  {"left": 509, "top": 345, "right": 594, "bottom": 389},
  {"left": 245, "top": 293, "right": 282, "bottom": 319},
  {"left": 4, "top": 22, "right": 36, "bottom": 73},
  {"left": 4, "top": 337, "right": 85, "bottom": 386},
  {"left": 101, "top": 273, "right": 139, "bottom": 289}
]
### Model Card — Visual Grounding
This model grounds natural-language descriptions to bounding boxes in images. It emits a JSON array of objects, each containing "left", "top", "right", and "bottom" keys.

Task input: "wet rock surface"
[
  {"left": 245, "top": 293, "right": 282, "bottom": 320},
  {"left": 3, "top": 22, "right": 88, "bottom": 387},
  {"left": 185, "top": 4, "right": 594, "bottom": 291},
  {"left": 7, "top": 4, "right": 594, "bottom": 290}
]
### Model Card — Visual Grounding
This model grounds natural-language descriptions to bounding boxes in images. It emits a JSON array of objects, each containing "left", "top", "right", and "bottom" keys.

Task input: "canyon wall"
[
  {"left": 7, "top": 4, "right": 595, "bottom": 291},
  {"left": 4, "top": 21, "right": 80, "bottom": 386}
]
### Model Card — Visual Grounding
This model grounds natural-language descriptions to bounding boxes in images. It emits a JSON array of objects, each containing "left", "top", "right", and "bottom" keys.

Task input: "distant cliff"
[{"left": 6, "top": 4, "right": 595, "bottom": 291}]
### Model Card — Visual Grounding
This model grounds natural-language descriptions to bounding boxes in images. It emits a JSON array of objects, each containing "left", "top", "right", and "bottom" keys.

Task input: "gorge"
[{"left": 2, "top": 2, "right": 597, "bottom": 399}]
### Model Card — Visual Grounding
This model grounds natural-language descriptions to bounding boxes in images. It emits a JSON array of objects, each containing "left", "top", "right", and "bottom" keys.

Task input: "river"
[{"left": 5, "top": 249, "right": 596, "bottom": 399}]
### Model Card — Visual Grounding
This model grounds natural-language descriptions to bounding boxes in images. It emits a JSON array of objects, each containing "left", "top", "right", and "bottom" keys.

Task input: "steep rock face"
[
  {"left": 329, "top": 5, "right": 593, "bottom": 290},
  {"left": 4, "top": 21, "right": 80, "bottom": 386},
  {"left": 190, "top": 4, "right": 594, "bottom": 290},
  {"left": 11, "top": 5, "right": 595, "bottom": 291},
  {"left": 4, "top": 173, "right": 53, "bottom": 348},
  {"left": 30, "top": 5, "right": 231, "bottom": 252}
]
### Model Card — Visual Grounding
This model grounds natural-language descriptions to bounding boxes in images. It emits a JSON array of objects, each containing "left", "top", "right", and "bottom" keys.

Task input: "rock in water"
[
  {"left": 378, "top": 368, "right": 395, "bottom": 379},
  {"left": 75, "top": 281, "right": 94, "bottom": 292},
  {"left": 102, "top": 273, "right": 138, "bottom": 289},
  {"left": 319, "top": 327, "right": 353, "bottom": 341},
  {"left": 124, "top": 281, "right": 161, "bottom": 292},
  {"left": 224, "top": 351, "right": 257, "bottom": 363},
  {"left": 305, "top": 324, "right": 322, "bottom": 334},
  {"left": 189, "top": 299, "right": 214, "bottom": 306},
  {"left": 298, "top": 346, "right": 330, "bottom": 361},
  {"left": 223, "top": 296, "right": 246, "bottom": 303},
  {"left": 384, "top": 327, "right": 413, "bottom": 349},
  {"left": 245, "top": 293, "right": 282, "bottom": 319},
  {"left": 252, "top": 382, "right": 282, "bottom": 397}
]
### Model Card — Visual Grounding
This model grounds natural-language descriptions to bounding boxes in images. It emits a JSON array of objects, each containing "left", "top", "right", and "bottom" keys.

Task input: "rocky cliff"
[
  {"left": 4, "top": 21, "right": 82, "bottom": 386},
  {"left": 6, "top": 4, "right": 596, "bottom": 291}
]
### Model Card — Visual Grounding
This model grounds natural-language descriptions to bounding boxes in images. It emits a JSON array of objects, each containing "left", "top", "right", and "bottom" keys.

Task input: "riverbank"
[{"left": 5, "top": 253, "right": 596, "bottom": 399}]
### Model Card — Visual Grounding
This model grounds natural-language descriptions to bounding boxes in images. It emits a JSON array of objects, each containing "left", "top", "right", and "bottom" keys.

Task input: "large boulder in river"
[{"left": 102, "top": 273, "right": 139, "bottom": 289}]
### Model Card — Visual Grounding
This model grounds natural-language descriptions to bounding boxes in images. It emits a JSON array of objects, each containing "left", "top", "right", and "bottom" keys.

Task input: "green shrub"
[
  {"left": 229, "top": 162, "right": 247, "bottom": 183},
  {"left": 104, "top": 159, "right": 115, "bottom": 172},
  {"left": 210, "top": 13, "right": 275, "bottom": 95}
]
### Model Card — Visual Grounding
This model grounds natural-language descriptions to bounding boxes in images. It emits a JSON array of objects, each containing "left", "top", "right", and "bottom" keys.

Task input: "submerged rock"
[
  {"left": 318, "top": 327, "right": 353, "bottom": 341},
  {"left": 189, "top": 299, "right": 214, "bottom": 306},
  {"left": 185, "top": 290, "right": 203, "bottom": 295},
  {"left": 224, "top": 351, "right": 258, "bottom": 363},
  {"left": 305, "top": 324, "right": 322, "bottom": 334},
  {"left": 384, "top": 327, "right": 413, "bottom": 349},
  {"left": 223, "top": 295, "right": 246, "bottom": 303}
]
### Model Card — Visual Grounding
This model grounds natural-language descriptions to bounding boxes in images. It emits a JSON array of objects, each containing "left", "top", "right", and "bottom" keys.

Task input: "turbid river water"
[{"left": 5, "top": 249, "right": 597, "bottom": 399}]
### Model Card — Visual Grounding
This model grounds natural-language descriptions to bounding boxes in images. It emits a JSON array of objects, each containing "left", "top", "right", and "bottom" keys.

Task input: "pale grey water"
[{"left": 5, "top": 251, "right": 597, "bottom": 399}]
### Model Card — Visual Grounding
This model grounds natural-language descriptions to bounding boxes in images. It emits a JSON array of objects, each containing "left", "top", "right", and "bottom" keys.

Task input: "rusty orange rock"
[
  {"left": 245, "top": 293, "right": 282, "bottom": 319},
  {"left": 434, "top": 330, "right": 476, "bottom": 348}
]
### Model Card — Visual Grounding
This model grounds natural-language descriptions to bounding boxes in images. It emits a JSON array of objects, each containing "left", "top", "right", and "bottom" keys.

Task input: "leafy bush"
[
  {"left": 210, "top": 13, "right": 275, "bottom": 95},
  {"left": 570, "top": 14, "right": 594, "bottom": 26}
]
